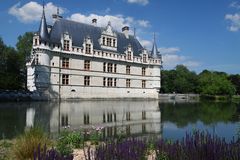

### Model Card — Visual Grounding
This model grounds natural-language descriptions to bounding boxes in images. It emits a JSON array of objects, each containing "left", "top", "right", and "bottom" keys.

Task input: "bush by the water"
[{"left": 85, "top": 131, "right": 240, "bottom": 160}]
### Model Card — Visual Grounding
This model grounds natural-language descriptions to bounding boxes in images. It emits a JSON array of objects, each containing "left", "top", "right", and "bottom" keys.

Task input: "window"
[
  {"left": 114, "top": 78, "right": 117, "bottom": 87},
  {"left": 103, "top": 113, "right": 106, "bottom": 123},
  {"left": 126, "top": 79, "right": 131, "bottom": 88},
  {"left": 113, "top": 39, "right": 116, "bottom": 47},
  {"left": 62, "top": 74, "right": 69, "bottom": 85},
  {"left": 34, "top": 39, "right": 37, "bottom": 46},
  {"left": 107, "top": 113, "right": 112, "bottom": 122},
  {"left": 114, "top": 64, "right": 117, "bottom": 73},
  {"left": 84, "top": 76, "right": 90, "bottom": 86},
  {"left": 107, "top": 38, "right": 111, "bottom": 46},
  {"left": 63, "top": 40, "right": 70, "bottom": 51},
  {"left": 126, "top": 65, "right": 130, "bottom": 74},
  {"left": 142, "top": 124, "right": 146, "bottom": 133},
  {"left": 103, "top": 77, "right": 106, "bottom": 86},
  {"left": 107, "top": 78, "right": 113, "bottom": 87},
  {"left": 142, "top": 111, "right": 146, "bottom": 120},
  {"left": 142, "top": 80, "right": 146, "bottom": 88},
  {"left": 84, "top": 60, "right": 90, "bottom": 70},
  {"left": 126, "top": 112, "right": 131, "bottom": 121},
  {"left": 84, "top": 114, "right": 89, "bottom": 125},
  {"left": 143, "top": 54, "right": 147, "bottom": 63},
  {"left": 62, "top": 57, "right": 69, "bottom": 68},
  {"left": 35, "top": 54, "right": 39, "bottom": 65},
  {"left": 127, "top": 51, "right": 132, "bottom": 60},
  {"left": 85, "top": 44, "right": 91, "bottom": 54},
  {"left": 61, "top": 115, "right": 68, "bottom": 126},
  {"left": 103, "top": 37, "right": 105, "bottom": 45},
  {"left": 142, "top": 67, "right": 146, "bottom": 76},
  {"left": 103, "top": 62, "right": 106, "bottom": 72},
  {"left": 107, "top": 63, "right": 113, "bottom": 73}
]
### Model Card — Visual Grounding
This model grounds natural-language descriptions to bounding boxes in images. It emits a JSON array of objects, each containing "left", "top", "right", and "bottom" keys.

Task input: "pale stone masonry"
[{"left": 26, "top": 5, "right": 162, "bottom": 99}]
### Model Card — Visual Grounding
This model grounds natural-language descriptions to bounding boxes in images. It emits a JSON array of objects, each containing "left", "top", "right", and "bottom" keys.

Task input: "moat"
[{"left": 0, "top": 100, "right": 239, "bottom": 141}]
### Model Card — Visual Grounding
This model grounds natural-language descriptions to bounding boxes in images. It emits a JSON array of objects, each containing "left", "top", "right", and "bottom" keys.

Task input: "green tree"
[
  {"left": 161, "top": 65, "right": 198, "bottom": 93},
  {"left": 16, "top": 32, "right": 33, "bottom": 89},
  {"left": 16, "top": 32, "right": 33, "bottom": 67},
  {"left": 228, "top": 74, "right": 240, "bottom": 95},
  {"left": 0, "top": 37, "right": 22, "bottom": 89},
  {"left": 198, "top": 70, "right": 236, "bottom": 96}
]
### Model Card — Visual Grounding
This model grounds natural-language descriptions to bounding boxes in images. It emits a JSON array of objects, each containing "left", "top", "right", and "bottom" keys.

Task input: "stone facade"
[{"left": 26, "top": 6, "right": 162, "bottom": 100}]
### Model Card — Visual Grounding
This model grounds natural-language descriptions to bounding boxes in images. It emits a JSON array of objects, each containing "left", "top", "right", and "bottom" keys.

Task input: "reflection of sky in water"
[{"left": 163, "top": 121, "right": 239, "bottom": 142}]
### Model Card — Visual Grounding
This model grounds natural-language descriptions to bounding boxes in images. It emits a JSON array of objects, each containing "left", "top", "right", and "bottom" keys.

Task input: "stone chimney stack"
[
  {"left": 92, "top": 18, "right": 97, "bottom": 26},
  {"left": 52, "top": 7, "right": 62, "bottom": 23},
  {"left": 122, "top": 26, "right": 129, "bottom": 39}
]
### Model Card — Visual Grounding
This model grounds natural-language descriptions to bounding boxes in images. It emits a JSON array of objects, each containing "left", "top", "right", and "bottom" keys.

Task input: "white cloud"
[
  {"left": 127, "top": 0, "right": 149, "bottom": 5},
  {"left": 160, "top": 47, "right": 200, "bottom": 69},
  {"left": 225, "top": 13, "right": 240, "bottom": 31},
  {"left": 158, "top": 47, "right": 180, "bottom": 54},
  {"left": 69, "top": 13, "right": 150, "bottom": 32},
  {"left": 8, "top": 1, "right": 65, "bottom": 23},
  {"left": 230, "top": 1, "right": 240, "bottom": 9},
  {"left": 136, "top": 37, "right": 152, "bottom": 48},
  {"left": 137, "top": 20, "right": 150, "bottom": 27}
]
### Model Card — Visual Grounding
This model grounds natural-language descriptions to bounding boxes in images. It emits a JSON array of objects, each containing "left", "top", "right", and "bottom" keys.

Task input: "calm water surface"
[{"left": 0, "top": 100, "right": 239, "bottom": 141}]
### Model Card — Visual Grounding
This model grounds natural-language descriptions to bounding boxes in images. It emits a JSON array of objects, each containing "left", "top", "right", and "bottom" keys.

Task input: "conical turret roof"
[
  {"left": 39, "top": 4, "right": 49, "bottom": 41},
  {"left": 151, "top": 33, "right": 159, "bottom": 58}
]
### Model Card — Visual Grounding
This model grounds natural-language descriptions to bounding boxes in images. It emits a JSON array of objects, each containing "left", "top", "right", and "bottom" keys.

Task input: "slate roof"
[{"left": 48, "top": 19, "right": 144, "bottom": 56}]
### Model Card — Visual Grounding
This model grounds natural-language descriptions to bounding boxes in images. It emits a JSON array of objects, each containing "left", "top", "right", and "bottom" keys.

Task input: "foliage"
[
  {"left": 0, "top": 37, "right": 23, "bottom": 89},
  {"left": 198, "top": 70, "right": 236, "bottom": 96},
  {"left": 16, "top": 32, "right": 33, "bottom": 67},
  {"left": 33, "top": 144, "right": 73, "bottom": 160},
  {"left": 155, "top": 131, "right": 240, "bottom": 160},
  {"left": 86, "top": 138, "right": 147, "bottom": 160},
  {"left": 228, "top": 74, "right": 240, "bottom": 95},
  {"left": 85, "top": 131, "right": 240, "bottom": 160},
  {"left": 161, "top": 65, "right": 198, "bottom": 93},
  {"left": 0, "top": 140, "right": 13, "bottom": 160},
  {"left": 56, "top": 130, "right": 74, "bottom": 157},
  {"left": 13, "top": 127, "right": 51, "bottom": 160}
]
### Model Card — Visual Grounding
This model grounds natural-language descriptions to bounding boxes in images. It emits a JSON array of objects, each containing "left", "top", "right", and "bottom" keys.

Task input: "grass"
[{"left": 13, "top": 127, "right": 51, "bottom": 160}]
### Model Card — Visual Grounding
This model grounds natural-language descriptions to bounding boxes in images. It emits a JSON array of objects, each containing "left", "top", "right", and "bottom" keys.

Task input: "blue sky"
[{"left": 1, "top": 0, "right": 240, "bottom": 74}]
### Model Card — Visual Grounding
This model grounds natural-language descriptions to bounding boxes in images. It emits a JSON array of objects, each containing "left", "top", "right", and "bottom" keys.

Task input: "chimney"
[
  {"left": 92, "top": 18, "right": 97, "bottom": 26},
  {"left": 122, "top": 26, "right": 129, "bottom": 39},
  {"left": 52, "top": 7, "right": 62, "bottom": 23}
]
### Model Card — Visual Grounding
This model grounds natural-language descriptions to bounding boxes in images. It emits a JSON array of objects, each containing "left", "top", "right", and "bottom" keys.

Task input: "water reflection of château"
[{"left": 48, "top": 100, "right": 162, "bottom": 138}]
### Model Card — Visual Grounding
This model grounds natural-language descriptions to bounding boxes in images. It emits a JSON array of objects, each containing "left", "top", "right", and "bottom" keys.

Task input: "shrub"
[
  {"left": 155, "top": 131, "right": 240, "bottom": 160},
  {"left": 13, "top": 127, "right": 51, "bottom": 160},
  {"left": 56, "top": 130, "right": 73, "bottom": 157},
  {"left": 86, "top": 138, "right": 147, "bottom": 160},
  {"left": 33, "top": 144, "right": 73, "bottom": 160}
]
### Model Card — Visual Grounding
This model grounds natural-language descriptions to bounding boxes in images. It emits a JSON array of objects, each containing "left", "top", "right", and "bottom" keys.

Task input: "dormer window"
[
  {"left": 100, "top": 21, "right": 117, "bottom": 51},
  {"left": 107, "top": 38, "right": 111, "bottom": 46},
  {"left": 86, "top": 44, "right": 91, "bottom": 54},
  {"left": 143, "top": 54, "right": 147, "bottom": 63},
  {"left": 64, "top": 40, "right": 70, "bottom": 51},
  {"left": 113, "top": 39, "right": 116, "bottom": 47},
  {"left": 103, "top": 37, "right": 105, "bottom": 45},
  {"left": 127, "top": 51, "right": 132, "bottom": 60},
  {"left": 62, "top": 32, "right": 72, "bottom": 51},
  {"left": 83, "top": 36, "right": 93, "bottom": 54}
]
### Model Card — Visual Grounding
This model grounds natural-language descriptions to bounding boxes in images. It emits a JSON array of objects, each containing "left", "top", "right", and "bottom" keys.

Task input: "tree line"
[
  {"left": 0, "top": 32, "right": 239, "bottom": 96},
  {"left": 0, "top": 32, "right": 33, "bottom": 90},
  {"left": 161, "top": 65, "right": 240, "bottom": 96}
]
